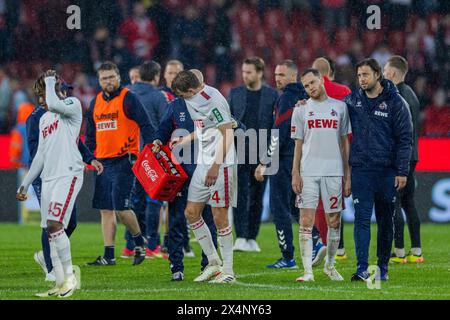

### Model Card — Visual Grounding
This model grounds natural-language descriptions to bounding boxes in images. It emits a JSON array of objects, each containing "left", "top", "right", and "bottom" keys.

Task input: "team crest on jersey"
[
  {"left": 308, "top": 111, "right": 314, "bottom": 117},
  {"left": 212, "top": 108, "right": 224, "bottom": 123},
  {"left": 379, "top": 101, "right": 388, "bottom": 110},
  {"left": 179, "top": 112, "right": 186, "bottom": 122},
  {"left": 356, "top": 101, "right": 362, "bottom": 108},
  {"left": 331, "top": 109, "right": 337, "bottom": 117},
  {"left": 64, "top": 99, "right": 74, "bottom": 105}
]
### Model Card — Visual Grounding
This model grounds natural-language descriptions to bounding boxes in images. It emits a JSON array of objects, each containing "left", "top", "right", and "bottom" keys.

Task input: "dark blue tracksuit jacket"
[
  {"left": 344, "top": 79, "right": 413, "bottom": 274},
  {"left": 269, "top": 83, "right": 308, "bottom": 260},
  {"left": 154, "top": 98, "right": 217, "bottom": 273},
  {"left": 27, "top": 104, "right": 96, "bottom": 273}
]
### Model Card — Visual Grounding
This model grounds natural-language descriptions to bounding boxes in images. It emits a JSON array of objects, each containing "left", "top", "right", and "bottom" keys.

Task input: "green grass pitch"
[{"left": 0, "top": 222, "right": 449, "bottom": 300}]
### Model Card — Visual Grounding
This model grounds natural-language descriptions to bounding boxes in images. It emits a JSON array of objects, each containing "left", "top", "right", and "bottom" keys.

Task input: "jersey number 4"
[
  {"left": 212, "top": 191, "right": 221, "bottom": 204},
  {"left": 48, "top": 202, "right": 64, "bottom": 217}
]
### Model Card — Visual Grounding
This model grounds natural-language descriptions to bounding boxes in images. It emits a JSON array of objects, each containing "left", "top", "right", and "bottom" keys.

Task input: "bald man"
[{"left": 309, "top": 58, "right": 352, "bottom": 264}]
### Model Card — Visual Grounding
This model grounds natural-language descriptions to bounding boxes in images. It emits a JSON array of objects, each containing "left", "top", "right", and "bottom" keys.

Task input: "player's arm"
[
  {"left": 393, "top": 98, "right": 413, "bottom": 190},
  {"left": 17, "top": 128, "right": 45, "bottom": 200},
  {"left": 292, "top": 139, "right": 303, "bottom": 195},
  {"left": 123, "top": 91, "right": 154, "bottom": 145},
  {"left": 290, "top": 107, "right": 305, "bottom": 194},
  {"left": 44, "top": 75, "right": 81, "bottom": 117},
  {"left": 341, "top": 104, "right": 352, "bottom": 197},
  {"left": 205, "top": 122, "right": 233, "bottom": 187},
  {"left": 85, "top": 98, "right": 97, "bottom": 153}
]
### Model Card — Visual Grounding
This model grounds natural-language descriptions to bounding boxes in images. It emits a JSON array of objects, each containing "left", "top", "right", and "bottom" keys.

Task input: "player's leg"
[
  {"left": 233, "top": 163, "right": 251, "bottom": 251},
  {"left": 207, "top": 165, "right": 237, "bottom": 283},
  {"left": 391, "top": 195, "right": 407, "bottom": 263},
  {"left": 402, "top": 161, "right": 423, "bottom": 262},
  {"left": 42, "top": 175, "right": 82, "bottom": 298},
  {"left": 315, "top": 201, "right": 328, "bottom": 245},
  {"left": 89, "top": 164, "right": 116, "bottom": 265},
  {"left": 247, "top": 163, "right": 264, "bottom": 252},
  {"left": 145, "top": 200, "right": 164, "bottom": 257},
  {"left": 321, "top": 177, "right": 344, "bottom": 281},
  {"left": 112, "top": 158, "right": 146, "bottom": 265},
  {"left": 201, "top": 205, "right": 218, "bottom": 270},
  {"left": 168, "top": 195, "right": 186, "bottom": 281},
  {"left": 267, "top": 157, "right": 297, "bottom": 268},
  {"left": 373, "top": 170, "right": 397, "bottom": 280},
  {"left": 296, "top": 177, "right": 319, "bottom": 282},
  {"left": 351, "top": 169, "right": 375, "bottom": 281}
]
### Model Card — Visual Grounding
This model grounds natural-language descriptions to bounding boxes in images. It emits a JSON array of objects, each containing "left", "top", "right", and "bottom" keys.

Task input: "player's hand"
[
  {"left": 344, "top": 176, "right": 351, "bottom": 197},
  {"left": 16, "top": 186, "right": 28, "bottom": 201},
  {"left": 395, "top": 176, "right": 407, "bottom": 191},
  {"left": 44, "top": 69, "right": 57, "bottom": 79},
  {"left": 205, "top": 165, "right": 219, "bottom": 187},
  {"left": 91, "top": 159, "right": 104, "bottom": 175},
  {"left": 295, "top": 99, "right": 307, "bottom": 108},
  {"left": 292, "top": 171, "right": 302, "bottom": 194},
  {"left": 169, "top": 137, "right": 183, "bottom": 149},
  {"left": 254, "top": 164, "right": 266, "bottom": 182},
  {"left": 152, "top": 139, "right": 163, "bottom": 153}
]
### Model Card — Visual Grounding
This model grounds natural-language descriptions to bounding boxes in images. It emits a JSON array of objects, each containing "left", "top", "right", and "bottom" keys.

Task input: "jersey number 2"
[{"left": 329, "top": 197, "right": 338, "bottom": 210}]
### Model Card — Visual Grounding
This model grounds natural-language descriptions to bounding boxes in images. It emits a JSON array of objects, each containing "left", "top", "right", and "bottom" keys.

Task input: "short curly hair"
[{"left": 33, "top": 72, "right": 62, "bottom": 105}]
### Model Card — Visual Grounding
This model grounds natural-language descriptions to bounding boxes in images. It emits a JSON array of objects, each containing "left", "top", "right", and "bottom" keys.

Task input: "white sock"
[
  {"left": 218, "top": 226, "right": 234, "bottom": 276},
  {"left": 53, "top": 230, "right": 73, "bottom": 278},
  {"left": 326, "top": 227, "right": 340, "bottom": 267},
  {"left": 395, "top": 248, "right": 406, "bottom": 258},
  {"left": 411, "top": 247, "right": 422, "bottom": 256},
  {"left": 299, "top": 227, "right": 313, "bottom": 275},
  {"left": 190, "top": 218, "right": 222, "bottom": 266},
  {"left": 49, "top": 231, "right": 65, "bottom": 286}
]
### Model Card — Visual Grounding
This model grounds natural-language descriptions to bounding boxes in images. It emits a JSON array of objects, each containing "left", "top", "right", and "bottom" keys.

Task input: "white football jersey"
[
  {"left": 184, "top": 85, "right": 236, "bottom": 166},
  {"left": 291, "top": 97, "right": 351, "bottom": 176},
  {"left": 37, "top": 97, "right": 84, "bottom": 180}
]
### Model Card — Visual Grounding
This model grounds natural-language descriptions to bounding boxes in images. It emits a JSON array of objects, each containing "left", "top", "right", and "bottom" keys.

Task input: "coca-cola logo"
[{"left": 142, "top": 160, "right": 158, "bottom": 182}]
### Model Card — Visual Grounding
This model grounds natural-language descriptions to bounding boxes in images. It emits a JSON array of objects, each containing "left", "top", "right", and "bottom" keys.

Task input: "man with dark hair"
[
  {"left": 228, "top": 57, "right": 278, "bottom": 252},
  {"left": 170, "top": 70, "right": 238, "bottom": 283},
  {"left": 255, "top": 60, "right": 309, "bottom": 269},
  {"left": 121, "top": 61, "right": 168, "bottom": 260},
  {"left": 161, "top": 60, "right": 184, "bottom": 102},
  {"left": 128, "top": 66, "right": 141, "bottom": 85},
  {"left": 29, "top": 79, "right": 103, "bottom": 282},
  {"left": 85, "top": 61, "right": 154, "bottom": 266},
  {"left": 384, "top": 55, "right": 423, "bottom": 263},
  {"left": 345, "top": 58, "right": 413, "bottom": 281}
]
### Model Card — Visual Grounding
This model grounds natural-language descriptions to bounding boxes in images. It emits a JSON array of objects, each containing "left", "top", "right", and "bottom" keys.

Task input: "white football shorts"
[
  {"left": 296, "top": 176, "right": 342, "bottom": 213},
  {"left": 188, "top": 164, "right": 237, "bottom": 208},
  {"left": 40, "top": 174, "right": 83, "bottom": 228}
]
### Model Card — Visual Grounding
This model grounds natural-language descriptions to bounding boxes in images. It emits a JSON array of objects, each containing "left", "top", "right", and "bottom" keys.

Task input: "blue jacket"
[
  {"left": 228, "top": 84, "right": 278, "bottom": 131},
  {"left": 154, "top": 98, "right": 196, "bottom": 176},
  {"left": 26, "top": 105, "right": 95, "bottom": 184},
  {"left": 273, "top": 83, "right": 308, "bottom": 156},
  {"left": 344, "top": 79, "right": 413, "bottom": 176},
  {"left": 128, "top": 82, "right": 168, "bottom": 131}
]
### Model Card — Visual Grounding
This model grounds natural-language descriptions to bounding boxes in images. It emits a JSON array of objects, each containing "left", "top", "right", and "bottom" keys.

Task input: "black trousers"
[
  {"left": 233, "top": 163, "right": 265, "bottom": 240},
  {"left": 393, "top": 161, "right": 421, "bottom": 249}
]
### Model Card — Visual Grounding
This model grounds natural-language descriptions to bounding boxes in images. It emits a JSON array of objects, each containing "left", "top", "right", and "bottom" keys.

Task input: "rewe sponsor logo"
[
  {"left": 307, "top": 119, "right": 338, "bottom": 129},
  {"left": 374, "top": 110, "right": 388, "bottom": 118},
  {"left": 142, "top": 160, "right": 158, "bottom": 182},
  {"left": 96, "top": 120, "right": 117, "bottom": 131},
  {"left": 42, "top": 120, "right": 59, "bottom": 138}
]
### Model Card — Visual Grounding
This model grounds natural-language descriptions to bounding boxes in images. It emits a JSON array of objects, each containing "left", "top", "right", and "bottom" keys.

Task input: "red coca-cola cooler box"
[{"left": 132, "top": 144, "right": 188, "bottom": 201}]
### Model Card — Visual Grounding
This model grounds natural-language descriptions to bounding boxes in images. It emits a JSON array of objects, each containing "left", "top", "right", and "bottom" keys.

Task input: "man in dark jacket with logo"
[
  {"left": 255, "top": 60, "right": 309, "bottom": 268},
  {"left": 228, "top": 57, "right": 278, "bottom": 253},
  {"left": 345, "top": 58, "right": 413, "bottom": 281},
  {"left": 383, "top": 55, "right": 423, "bottom": 263}
]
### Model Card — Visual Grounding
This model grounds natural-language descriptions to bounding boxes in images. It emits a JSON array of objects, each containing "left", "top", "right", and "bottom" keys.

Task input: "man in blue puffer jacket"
[{"left": 345, "top": 58, "right": 412, "bottom": 281}]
